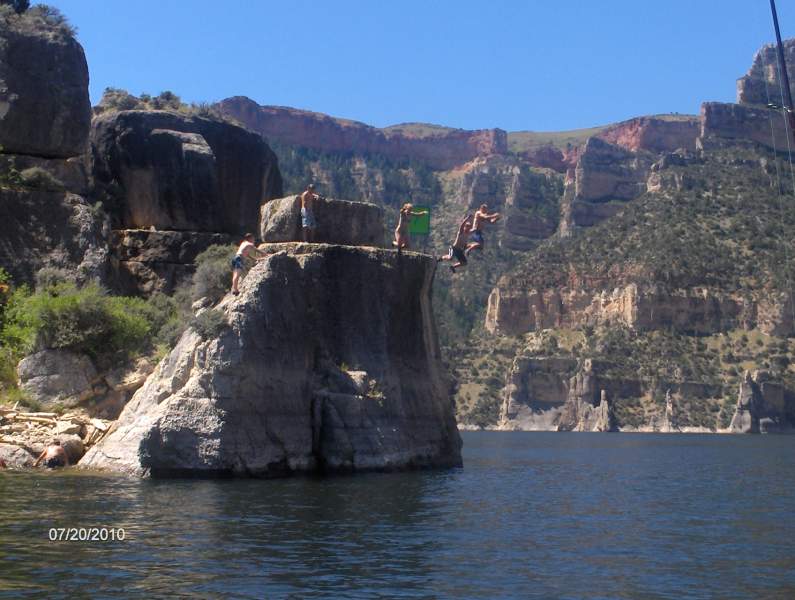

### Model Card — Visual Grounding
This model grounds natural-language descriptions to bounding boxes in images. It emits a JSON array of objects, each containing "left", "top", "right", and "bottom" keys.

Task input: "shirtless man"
[
  {"left": 393, "top": 202, "right": 429, "bottom": 252},
  {"left": 300, "top": 183, "right": 321, "bottom": 242},
  {"left": 33, "top": 440, "right": 69, "bottom": 469},
  {"left": 231, "top": 233, "right": 266, "bottom": 295},
  {"left": 438, "top": 214, "right": 473, "bottom": 273},
  {"left": 465, "top": 203, "right": 501, "bottom": 256}
]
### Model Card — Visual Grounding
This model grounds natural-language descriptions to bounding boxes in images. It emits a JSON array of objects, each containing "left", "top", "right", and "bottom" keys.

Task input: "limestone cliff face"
[
  {"left": 736, "top": 38, "right": 795, "bottom": 106},
  {"left": 498, "top": 357, "right": 736, "bottom": 432},
  {"left": 598, "top": 117, "right": 699, "bottom": 154},
  {"left": 702, "top": 37, "right": 795, "bottom": 152},
  {"left": 442, "top": 155, "right": 562, "bottom": 251},
  {"left": 81, "top": 244, "right": 462, "bottom": 476},
  {"left": 498, "top": 358, "right": 617, "bottom": 432},
  {"left": 485, "top": 283, "right": 792, "bottom": 338},
  {"left": 729, "top": 370, "right": 795, "bottom": 434},
  {"left": 557, "top": 138, "right": 653, "bottom": 234},
  {"left": 90, "top": 109, "right": 283, "bottom": 294},
  {"left": 700, "top": 102, "right": 792, "bottom": 152},
  {"left": 0, "top": 11, "right": 107, "bottom": 285},
  {"left": 217, "top": 96, "right": 507, "bottom": 170}
]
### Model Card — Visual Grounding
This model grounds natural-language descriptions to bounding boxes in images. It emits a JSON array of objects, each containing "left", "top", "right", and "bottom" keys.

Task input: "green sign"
[{"left": 408, "top": 206, "right": 431, "bottom": 235}]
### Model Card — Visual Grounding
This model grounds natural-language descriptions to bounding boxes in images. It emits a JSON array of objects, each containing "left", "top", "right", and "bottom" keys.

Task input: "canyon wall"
[{"left": 217, "top": 96, "right": 508, "bottom": 170}]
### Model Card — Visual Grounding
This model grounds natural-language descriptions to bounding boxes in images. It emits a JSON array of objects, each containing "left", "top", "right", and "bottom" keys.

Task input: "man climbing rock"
[
  {"left": 301, "top": 183, "right": 321, "bottom": 242},
  {"left": 439, "top": 214, "right": 473, "bottom": 273},
  {"left": 231, "top": 233, "right": 267, "bottom": 296},
  {"left": 465, "top": 203, "right": 501, "bottom": 256},
  {"left": 33, "top": 440, "right": 69, "bottom": 469}
]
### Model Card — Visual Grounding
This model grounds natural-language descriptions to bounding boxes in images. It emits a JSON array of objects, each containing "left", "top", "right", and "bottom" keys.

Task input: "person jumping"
[
  {"left": 393, "top": 202, "right": 428, "bottom": 252},
  {"left": 438, "top": 214, "right": 473, "bottom": 273},
  {"left": 231, "top": 233, "right": 266, "bottom": 295},
  {"left": 465, "top": 203, "right": 501, "bottom": 256}
]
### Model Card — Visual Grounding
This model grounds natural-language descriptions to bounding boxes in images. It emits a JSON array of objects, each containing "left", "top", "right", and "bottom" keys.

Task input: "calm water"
[{"left": 1, "top": 432, "right": 794, "bottom": 599}]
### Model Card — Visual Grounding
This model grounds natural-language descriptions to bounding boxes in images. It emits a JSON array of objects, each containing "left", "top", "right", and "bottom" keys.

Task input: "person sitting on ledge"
[
  {"left": 465, "top": 203, "right": 501, "bottom": 257},
  {"left": 231, "top": 233, "right": 266, "bottom": 296},
  {"left": 301, "top": 183, "right": 322, "bottom": 242},
  {"left": 33, "top": 440, "right": 69, "bottom": 469},
  {"left": 438, "top": 214, "right": 472, "bottom": 273},
  {"left": 393, "top": 203, "right": 428, "bottom": 252}
]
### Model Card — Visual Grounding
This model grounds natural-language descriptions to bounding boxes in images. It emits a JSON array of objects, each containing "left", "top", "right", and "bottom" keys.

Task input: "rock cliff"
[
  {"left": 598, "top": 116, "right": 699, "bottom": 154},
  {"left": 0, "top": 9, "right": 107, "bottom": 286},
  {"left": 729, "top": 370, "right": 795, "bottom": 433},
  {"left": 217, "top": 96, "right": 508, "bottom": 170},
  {"left": 736, "top": 38, "right": 795, "bottom": 106},
  {"left": 91, "top": 110, "right": 282, "bottom": 233},
  {"left": 81, "top": 244, "right": 462, "bottom": 476},
  {"left": 0, "top": 8, "right": 91, "bottom": 158},
  {"left": 90, "top": 109, "right": 283, "bottom": 294}
]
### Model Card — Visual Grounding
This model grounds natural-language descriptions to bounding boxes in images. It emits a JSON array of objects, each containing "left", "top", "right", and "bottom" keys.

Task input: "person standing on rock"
[
  {"left": 465, "top": 203, "right": 501, "bottom": 257},
  {"left": 231, "top": 233, "right": 266, "bottom": 296},
  {"left": 32, "top": 440, "right": 69, "bottom": 469},
  {"left": 393, "top": 203, "right": 429, "bottom": 252},
  {"left": 301, "top": 183, "right": 321, "bottom": 242},
  {"left": 438, "top": 214, "right": 473, "bottom": 273}
]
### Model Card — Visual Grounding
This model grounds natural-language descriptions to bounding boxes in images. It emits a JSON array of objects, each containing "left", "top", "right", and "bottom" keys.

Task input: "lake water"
[{"left": 1, "top": 432, "right": 794, "bottom": 599}]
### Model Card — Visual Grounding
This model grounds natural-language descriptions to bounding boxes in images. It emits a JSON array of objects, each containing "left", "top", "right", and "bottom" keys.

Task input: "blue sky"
[{"left": 50, "top": 0, "right": 795, "bottom": 132}]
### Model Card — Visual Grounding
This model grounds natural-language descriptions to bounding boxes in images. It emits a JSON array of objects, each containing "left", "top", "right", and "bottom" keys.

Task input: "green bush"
[
  {"left": 34, "top": 267, "right": 74, "bottom": 291},
  {"left": 190, "top": 309, "right": 227, "bottom": 339},
  {"left": 0, "top": 283, "right": 173, "bottom": 365},
  {"left": 19, "top": 167, "right": 64, "bottom": 191},
  {"left": 191, "top": 244, "right": 236, "bottom": 304}
]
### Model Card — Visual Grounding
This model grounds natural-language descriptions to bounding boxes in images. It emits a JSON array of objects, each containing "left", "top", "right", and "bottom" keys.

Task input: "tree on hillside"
[{"left": 0, "top": 0, "right": 30, "bottom": 14}]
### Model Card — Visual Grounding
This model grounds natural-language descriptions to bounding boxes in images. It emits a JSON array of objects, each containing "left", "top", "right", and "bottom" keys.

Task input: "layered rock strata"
[
  {"left": 485, "top": 283, "right": 793, "bottom": 337},
  {"left": 81, "top": 244, "right": 462, "bottom": 477},
  {"left": 217, "top": 96, "right": 507, "bottom": 170}
]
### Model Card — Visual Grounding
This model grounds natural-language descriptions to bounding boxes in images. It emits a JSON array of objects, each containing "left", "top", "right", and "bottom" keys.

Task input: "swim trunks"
[
  {"left": 231, "top": 255, "right": 244, "bottom": 270},
  {"left": 301, "top": 207, "right": 316, "bottom": 229},
  {"left": 470, "top": 229, "right": 485, "bottom": 246},
  {"left": 448, "top": 246, "right": 467, "bottom": 265}
]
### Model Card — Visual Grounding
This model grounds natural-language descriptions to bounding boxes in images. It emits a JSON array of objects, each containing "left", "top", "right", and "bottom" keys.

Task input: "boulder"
[
  {"left": 81, "top": 245, "right": 461, "bottom": 476},
  {"left": 17, "top": 349, "right": 99, "bottom": 408},
  {"left": 0, "top": 443, "right": 35, "bottom": 469},
  {"left": 260, "top": 195, "right": 385, "bottom": 247},
  {"left": 91, "top": 110, "right": 283, "bottom": 233},
  {"left": 0, "top": 10, "right": 91, "bottom": 157}
]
